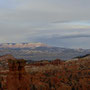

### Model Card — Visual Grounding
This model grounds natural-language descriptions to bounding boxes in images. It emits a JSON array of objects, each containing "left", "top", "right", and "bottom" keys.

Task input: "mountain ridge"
[
  {"left": 0, "top": 43, "right": 90, "bottom": 60},
  {"left": 0, "top": 43, "right": 49, "bottom": 49}
]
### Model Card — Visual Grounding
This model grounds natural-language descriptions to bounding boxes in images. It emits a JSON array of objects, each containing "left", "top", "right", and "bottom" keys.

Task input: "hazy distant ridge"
[
  {"left": 0, "top": 43, "right": 90, "bottom": 60},
  {"left": 0, "top": 43, "right": 49, "bottom": 49}
]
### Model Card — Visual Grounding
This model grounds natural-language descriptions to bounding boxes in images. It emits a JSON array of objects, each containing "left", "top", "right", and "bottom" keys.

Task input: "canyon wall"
[{"left": 6, "top": 59, "right": 30, "bottom": 90}]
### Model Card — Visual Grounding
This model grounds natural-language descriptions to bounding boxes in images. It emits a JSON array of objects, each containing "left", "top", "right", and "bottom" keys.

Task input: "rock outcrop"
[
  {"left": 6, "top": 59, "right": 30, "bottom": 90},
  {"left": 51, "top": 59, "right": 64, "bottom": 65},
  {"left": 0, "top": 54, "right": 16, "bottom": 69}
]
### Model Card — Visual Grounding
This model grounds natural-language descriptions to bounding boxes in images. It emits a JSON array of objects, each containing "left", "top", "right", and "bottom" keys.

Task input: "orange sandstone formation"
[
  {"left": 6, "top": 59, "right": 30, "bottom": 90},
  {"left": 0, "top": 54, "right": 90, "bottom": 90}
]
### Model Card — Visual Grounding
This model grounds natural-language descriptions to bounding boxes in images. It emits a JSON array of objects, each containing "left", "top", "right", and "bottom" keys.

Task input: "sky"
[{"left": 0, "top": 0, "right": 90, "bottom": 49}]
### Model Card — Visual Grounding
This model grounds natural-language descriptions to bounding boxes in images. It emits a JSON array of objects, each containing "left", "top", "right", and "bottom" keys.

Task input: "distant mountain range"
[
  {"left": 0, "top": 43, "right": 90, "bottom": 60},
  {"left": 0, "top": 43, "right": 49, "bottom": 49}
]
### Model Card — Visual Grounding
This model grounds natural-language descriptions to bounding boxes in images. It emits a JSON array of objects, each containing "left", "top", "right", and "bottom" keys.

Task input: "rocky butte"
[
  {"left": 6, "top": 59, "right": 30, "bottom": 90},
  {"left": 0, "top": 54, "right": 16, "bottom": 69}
]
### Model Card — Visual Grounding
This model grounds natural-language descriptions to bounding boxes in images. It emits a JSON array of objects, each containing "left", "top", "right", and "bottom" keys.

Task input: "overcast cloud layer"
[{"left": 0, "top": 0, "right": 90, "bottom": 49}]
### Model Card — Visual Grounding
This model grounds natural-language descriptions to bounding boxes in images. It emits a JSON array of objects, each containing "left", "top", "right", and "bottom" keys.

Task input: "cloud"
[
  {"left": 31, "top": 34, "right": 90, "bottom": 49},
  {"left": 0, "top": 0, "right": 90, "bottom": 48},
  {"left": 53, "top": 34, "right": 90, "bottom": 39}
]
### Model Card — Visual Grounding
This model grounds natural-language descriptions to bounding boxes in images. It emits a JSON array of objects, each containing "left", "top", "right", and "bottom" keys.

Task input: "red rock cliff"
[{"left": 6, "top": 59, "right": 30, "bottom": 90}]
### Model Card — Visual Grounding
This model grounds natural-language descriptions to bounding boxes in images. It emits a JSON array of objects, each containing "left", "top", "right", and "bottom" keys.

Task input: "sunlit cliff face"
[{"left": 0, "top": 43, "right": 49, "bottom": 48}]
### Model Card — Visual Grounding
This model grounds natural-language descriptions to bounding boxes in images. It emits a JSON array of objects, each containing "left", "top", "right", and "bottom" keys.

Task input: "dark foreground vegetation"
[{"left": 0, "top": 54, "right": 90, "bottom": 90}]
